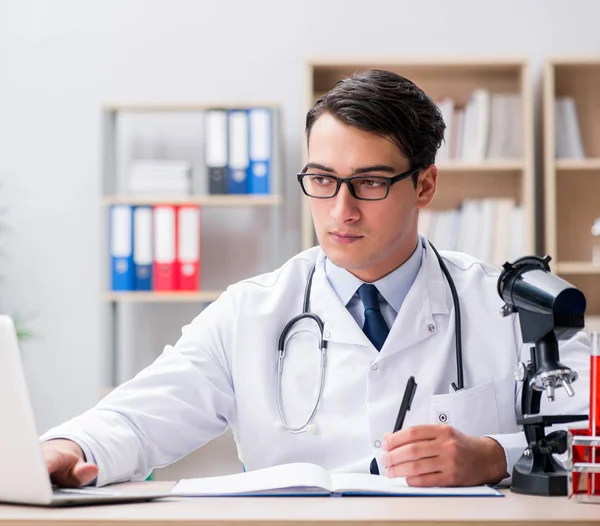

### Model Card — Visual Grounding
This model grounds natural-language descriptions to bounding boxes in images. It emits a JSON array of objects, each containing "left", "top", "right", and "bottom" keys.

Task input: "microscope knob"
[{"left": 540, "top": 430, "right": 568, "bottom": 456}]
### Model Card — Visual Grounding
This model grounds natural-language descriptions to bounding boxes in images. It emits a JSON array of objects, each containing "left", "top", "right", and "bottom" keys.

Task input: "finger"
[
  {"left": 386, "top": 456, "right": 442, "bottom": 480},
  {"left": 44, "top": 449, "right": 79, "bottom": 480},
  {"left": 50, "top": 462, "right": 96, "bottom": 489},
  {"left": 44, "top": 450, "right": 64, "bottom": 474},
  {"left": 382, "top": 440, "right": 439, "bottom": 468},
  {"left": 47, "top": 455, "right": 96, "bottom": 489},
  {"left": 405, "top": 471, "right": 448, "bottom": 488},
  {"left": 383, "top": 425, "right": 443, "bottom": 451},
  {"left": 50, "top": 469, "right": 81, "bottom": 489},
  {"left": 72, "top": 461, "right": 99, "bottom": 486}
]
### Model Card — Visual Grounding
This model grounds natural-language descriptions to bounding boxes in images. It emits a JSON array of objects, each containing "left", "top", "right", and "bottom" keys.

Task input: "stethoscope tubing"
[{"left": 275, "top": 241, "right": 464, "bottom": 434}]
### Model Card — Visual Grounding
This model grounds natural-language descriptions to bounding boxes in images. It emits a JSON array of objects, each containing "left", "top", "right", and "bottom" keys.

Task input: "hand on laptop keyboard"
[{"left": 42, "top": 439, "right": 99, "bottom": 488}]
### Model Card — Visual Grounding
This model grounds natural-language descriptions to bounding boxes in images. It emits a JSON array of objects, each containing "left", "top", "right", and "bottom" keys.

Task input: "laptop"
[{"left": 0, "top": 315, "right": 171, "bottom": 507}]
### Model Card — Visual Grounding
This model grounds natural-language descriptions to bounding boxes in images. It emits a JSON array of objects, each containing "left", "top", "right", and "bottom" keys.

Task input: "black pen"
[{"left": 393, "top": 376, "right": 417, "bottom": 432}]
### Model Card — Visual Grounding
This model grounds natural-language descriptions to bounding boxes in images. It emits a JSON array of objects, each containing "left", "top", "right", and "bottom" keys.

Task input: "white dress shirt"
[{"left": 325, "top": 238, "right": 423, "bottom": 329}]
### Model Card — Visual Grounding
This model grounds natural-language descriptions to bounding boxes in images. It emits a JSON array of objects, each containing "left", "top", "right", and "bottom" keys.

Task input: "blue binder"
[
  {"left": 227, "top": 109, "right": 250, "bottom": 194},
  {"left": 110, "top": 205, "right": 134, "bottom": 291},
  {"left": 133, "top": 206, "right": 153, "bottom": 290},
  {"left": 248, "top": 108, "right": 272, "bottom": 195}
]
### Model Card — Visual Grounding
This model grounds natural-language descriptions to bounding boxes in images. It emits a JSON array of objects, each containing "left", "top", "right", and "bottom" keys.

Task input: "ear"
[{"left": 415, "top": 165, "right": 437, "bottom": 210}]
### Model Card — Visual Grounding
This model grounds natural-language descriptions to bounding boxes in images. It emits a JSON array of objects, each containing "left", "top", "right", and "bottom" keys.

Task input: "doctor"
[{"left": 42, "top": 69, "right": 590, "bottom": 489}]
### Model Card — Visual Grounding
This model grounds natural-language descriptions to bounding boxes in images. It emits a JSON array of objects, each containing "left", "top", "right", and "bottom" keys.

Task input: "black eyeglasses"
[{"left": 297, "top": 166, "right": 421, "bottom": 201}]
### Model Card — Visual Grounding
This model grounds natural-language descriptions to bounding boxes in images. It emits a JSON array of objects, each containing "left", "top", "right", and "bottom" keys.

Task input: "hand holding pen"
[{"left": 381, "top": 376, "right": 509, "bottom": 487}]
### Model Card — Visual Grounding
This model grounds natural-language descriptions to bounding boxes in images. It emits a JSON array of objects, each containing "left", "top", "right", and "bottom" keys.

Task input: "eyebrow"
[{"left": 305, "top": 163, "right": 397, "bottom": 175}]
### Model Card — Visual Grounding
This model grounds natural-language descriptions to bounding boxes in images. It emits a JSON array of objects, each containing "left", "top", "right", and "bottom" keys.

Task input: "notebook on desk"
[
  {"left": 0, "top": 315, "right": 170, "bottom": 507},
  {"left": 171, "top": 462, "right": 503, "bottom": 497}
]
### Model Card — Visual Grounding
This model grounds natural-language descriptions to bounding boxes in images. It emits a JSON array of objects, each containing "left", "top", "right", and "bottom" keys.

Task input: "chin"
[{"left": 321, "top": 243, "right": 367, "bottom": 271}]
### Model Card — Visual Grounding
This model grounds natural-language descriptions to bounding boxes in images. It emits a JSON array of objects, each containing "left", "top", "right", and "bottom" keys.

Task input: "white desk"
[{"left": 0, "top": 481, "right": 599, "bottom": 525}]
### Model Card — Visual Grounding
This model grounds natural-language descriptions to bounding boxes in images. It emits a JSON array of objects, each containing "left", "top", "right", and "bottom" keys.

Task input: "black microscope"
[{"left": 497, "top": 255, "right": 588, "bottom": 496}]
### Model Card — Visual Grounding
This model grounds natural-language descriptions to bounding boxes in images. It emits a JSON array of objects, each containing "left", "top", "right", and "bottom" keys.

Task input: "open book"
[{"left": 171, "top": 462, "right": 502, "bottom": 497}]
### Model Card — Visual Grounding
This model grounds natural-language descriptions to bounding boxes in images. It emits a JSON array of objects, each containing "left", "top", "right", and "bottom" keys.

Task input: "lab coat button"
[
  {"left": 427, "top": 324, "right": 435, "bottom": 333},
  {"left": 324, "top": 331, "right": 331, "bottom": 339},
  {"left": 374, "top": 440, "right": 382, "bottom": 448},
  {"left": 371, "top": 364, "right": 378, "bottom": 371}
]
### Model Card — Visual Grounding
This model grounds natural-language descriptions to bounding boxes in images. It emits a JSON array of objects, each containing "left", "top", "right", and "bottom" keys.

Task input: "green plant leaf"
[{"left": 11, "top": 311, "right": 38, "bottom": 343}]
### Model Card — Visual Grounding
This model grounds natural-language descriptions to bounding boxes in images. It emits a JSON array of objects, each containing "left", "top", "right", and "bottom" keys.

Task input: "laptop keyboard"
[{"left": 53, "top": 488, "right": 124, "bottom": 498}]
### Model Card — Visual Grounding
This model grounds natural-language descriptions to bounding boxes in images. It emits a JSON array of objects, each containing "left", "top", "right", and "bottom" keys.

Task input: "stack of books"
[
  {"left": 436, "top": 90, "right": 522, "bottom": 162},
  {"left": 128, "top": 160, "right": 192, "bottom": 196}
]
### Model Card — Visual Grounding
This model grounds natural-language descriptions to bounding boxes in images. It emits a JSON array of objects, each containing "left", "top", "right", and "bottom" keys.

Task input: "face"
[{"left": 306, "top": 113, "right": 437, "bottom": 283}]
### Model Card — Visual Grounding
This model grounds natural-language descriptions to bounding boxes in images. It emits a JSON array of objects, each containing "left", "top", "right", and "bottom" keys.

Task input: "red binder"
[
  {"left": 153, "top": 205, "right": 179, "bottom": 291},
  {"left": 177, "top": 205, "right": 201, "bottom": 290}
]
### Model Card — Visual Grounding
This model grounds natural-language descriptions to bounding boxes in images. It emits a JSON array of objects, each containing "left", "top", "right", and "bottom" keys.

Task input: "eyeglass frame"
[{"left": 296, "top": 165, "right": 423, "bottom": 201}]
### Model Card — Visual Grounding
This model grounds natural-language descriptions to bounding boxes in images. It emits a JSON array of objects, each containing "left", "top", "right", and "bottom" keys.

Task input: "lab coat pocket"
[{"left": 428, "top": 381, "right": 500, "bottom": 436}]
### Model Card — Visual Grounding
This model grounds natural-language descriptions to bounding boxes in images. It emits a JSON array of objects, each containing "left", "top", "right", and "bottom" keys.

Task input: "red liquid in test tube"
[{"left": 590, "top": 332, "right": 600, "bottom": 496}]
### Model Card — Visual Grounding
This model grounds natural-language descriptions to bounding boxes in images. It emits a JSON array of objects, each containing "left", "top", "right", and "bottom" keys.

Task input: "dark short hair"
[{"left": 305, "top": 69, "right": 446, "bottom": 186}]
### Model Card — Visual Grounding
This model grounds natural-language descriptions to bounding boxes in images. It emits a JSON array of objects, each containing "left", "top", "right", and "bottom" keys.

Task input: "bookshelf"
[
  {"left": 301, "top": 58, "right": 535, "bottom": 266},
  {"left": 101, "top": 103, "right": 283, "bottom": 387},
  {"left": 544, "top": 58, "right": 600, "bottom": 321}
]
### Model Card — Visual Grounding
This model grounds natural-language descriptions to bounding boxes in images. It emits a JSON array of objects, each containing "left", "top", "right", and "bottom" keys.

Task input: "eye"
[
  {"left": 356, "top": 177, "right": 386, "bottom": 188},
  {"left": 309, "top": 174, "right": 336, "bottom": 186}
]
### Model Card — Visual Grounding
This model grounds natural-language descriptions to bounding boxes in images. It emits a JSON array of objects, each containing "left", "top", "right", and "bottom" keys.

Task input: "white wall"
[{"left": 1, "top": 0, "right": 599, "bottom": 435}]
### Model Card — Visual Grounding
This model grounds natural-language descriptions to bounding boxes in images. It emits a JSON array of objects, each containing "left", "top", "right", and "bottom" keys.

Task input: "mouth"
[{"left": 330, "top": 231, "right": 363, "bottom": 244}]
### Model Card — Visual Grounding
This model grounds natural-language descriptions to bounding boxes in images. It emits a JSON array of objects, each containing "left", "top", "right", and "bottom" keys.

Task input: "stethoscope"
[{"left": 275, "top": 241, "right": 464, "bottom": 434}]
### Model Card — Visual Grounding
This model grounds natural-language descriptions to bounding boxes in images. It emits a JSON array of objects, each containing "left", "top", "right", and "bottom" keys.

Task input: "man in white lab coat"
[{"left": 42, "top": 69, "right": 591, "bottom": 489}]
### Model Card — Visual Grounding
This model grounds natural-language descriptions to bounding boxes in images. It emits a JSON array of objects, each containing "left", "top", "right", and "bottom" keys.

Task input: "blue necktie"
[{"left": 358, "top": 284, "right": 389, "bottom": 351}]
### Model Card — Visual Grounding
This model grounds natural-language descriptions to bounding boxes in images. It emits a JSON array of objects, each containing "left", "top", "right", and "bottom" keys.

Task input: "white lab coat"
[{"left": 43, "top": 239, "right": 591, "bottom": 487}]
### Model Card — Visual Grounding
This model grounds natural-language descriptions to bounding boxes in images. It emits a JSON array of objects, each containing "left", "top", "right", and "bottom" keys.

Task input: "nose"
[{"left": 330, "top": 183, "right": 360, "bottom": 224}]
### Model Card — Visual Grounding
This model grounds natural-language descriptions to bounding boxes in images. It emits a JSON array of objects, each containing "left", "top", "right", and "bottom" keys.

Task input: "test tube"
[{"left": 590, "top": 332, "right": 599, "bottom": 495}]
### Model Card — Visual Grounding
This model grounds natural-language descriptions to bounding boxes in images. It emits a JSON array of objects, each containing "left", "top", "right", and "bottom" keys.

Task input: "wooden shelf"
[
  {"left": 309, "top": 58, "right": 527, "bottom": 98},
  {"left": 556, "top": 262, "right": 600, "bottom": 275},
  {"left": 103, "top": 291, "right": 223, "bottom": 303},
  {"left": 309, "top": 56, "right": 528, "bottom": 68},
  {"left": 544, "top": 59, "right": 600, "bottom": 316},
  {"left": 556, "top": 158, "right": 600, "bottom": 170},
  {"left": 437, "top": 161, "right": 523, "bottom": 172},
  {"left": 550, "top": 56, "right": 600, "bottom": 66},
  {"left": 302, "top": 59, "right": 534, "bottom": 252},
  {"left": 102, "top": 195, "right": 283, "bottom": 207}
]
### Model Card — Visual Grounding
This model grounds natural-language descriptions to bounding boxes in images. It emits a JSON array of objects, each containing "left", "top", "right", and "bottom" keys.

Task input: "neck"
[{"left": 350, "top": 235, "right": 420, "bottom": 283}]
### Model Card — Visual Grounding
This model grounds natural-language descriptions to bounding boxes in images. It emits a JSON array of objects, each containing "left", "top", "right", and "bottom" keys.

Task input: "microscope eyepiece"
[{"left": 497, "top": 254, "right": 585, "bottom": 343}]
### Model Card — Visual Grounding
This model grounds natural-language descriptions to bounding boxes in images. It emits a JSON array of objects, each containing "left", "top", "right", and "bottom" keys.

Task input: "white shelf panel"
[
  {"left": 103, "top": 291, "right": 223, "bottom": 303},
  {"left": 102, "top": 195, "right": 283, "bottom": 207}
]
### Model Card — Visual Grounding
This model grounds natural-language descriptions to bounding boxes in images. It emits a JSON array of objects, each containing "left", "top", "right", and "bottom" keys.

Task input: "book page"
[
  {"left": 171, "top": 462, "right": 332, "bottom": 496},
  {"left": 330, "top": 473, "right": 408, "bottom": 493},
  {"left": 330, "top": 473, "right": 501, "bottom": 496}
]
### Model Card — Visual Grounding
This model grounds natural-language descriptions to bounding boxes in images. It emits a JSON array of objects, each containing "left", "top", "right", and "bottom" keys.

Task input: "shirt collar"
[{"left": 325, "top": 237, "right": 424, "bottom": 312}]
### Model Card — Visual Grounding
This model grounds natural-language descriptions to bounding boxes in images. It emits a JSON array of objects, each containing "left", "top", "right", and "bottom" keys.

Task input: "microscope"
[{"left": 497, "top": 255, "right": 588, "bottom": 496}]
